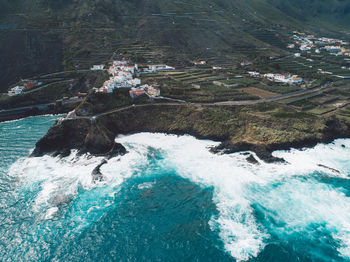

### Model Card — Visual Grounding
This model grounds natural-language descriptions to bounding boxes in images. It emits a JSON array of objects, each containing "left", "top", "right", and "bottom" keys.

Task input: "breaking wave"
[
  {"left": 116, "top": 133, "right": 350, "bottom": 261},
  {"left": 3, "top": 126, "right": 350, "bottom": 261}
]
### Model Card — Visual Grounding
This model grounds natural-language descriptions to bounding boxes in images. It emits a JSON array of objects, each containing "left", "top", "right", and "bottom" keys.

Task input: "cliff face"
[
  {"left": 0, "top": 31, "right": 64, "bottom": 91},
  {"left": 32, "top": 104, "right": 350, "bottom": 162}
]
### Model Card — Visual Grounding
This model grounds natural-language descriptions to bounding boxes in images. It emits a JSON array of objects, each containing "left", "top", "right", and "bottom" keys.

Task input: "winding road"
[
  {"left": 0, "top": 79, "right": 337, "bottom": 122},
  {"left": 68, "top": 81, "right": 334, "bottom": 122}
]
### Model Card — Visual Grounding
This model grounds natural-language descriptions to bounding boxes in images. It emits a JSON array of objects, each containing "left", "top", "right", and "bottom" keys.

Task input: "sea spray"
[
  {"left": 116, "top": 133, "right": 350, "bottom": 261},
  {"left": 2, "top": 122, "right": 350, "bottom": 261}
]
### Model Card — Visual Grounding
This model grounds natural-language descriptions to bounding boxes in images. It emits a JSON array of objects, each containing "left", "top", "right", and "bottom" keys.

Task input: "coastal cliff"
[{"left": 32, "top": 103, "right": 350, "bottom": 162}]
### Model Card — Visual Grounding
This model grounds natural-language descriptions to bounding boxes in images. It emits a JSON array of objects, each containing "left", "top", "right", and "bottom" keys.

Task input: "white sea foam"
[
  {"left": 8, "top": 146, "right": 149, "bottom": 224},
  {"left": 117, "top": 133, "right": 350, "bottom": 261},
  {"left": 117, "top": 133, "right": 268, "bottom": 261},
  {"left": 44, "top": 207, "right": 59, "bottom": 220},
  {"left": 8, "top": 132, "right": 350, "bottom": 261},
  {"left": 138, "top": 182, "right": 155, "bottom": 190},
  {"left": 274, "top": 139, "right": 350, "bottom": 177}
]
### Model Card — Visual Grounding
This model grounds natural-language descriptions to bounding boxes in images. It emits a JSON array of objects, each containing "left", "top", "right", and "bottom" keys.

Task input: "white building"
[
  {"left": 300, "top": 44, "right": 311, "bottom": 51},
  {"left": 148, "top": 65, "right": 175, "bottom": 72},
  {"left": 263, "top": 73, "right": 302, "bottom": 85},
  {"left": 113, "top": 60, "right": 129, "bottom": 66},
  {"left": 146, "top": 85, "right": 161, "bottom": 97},
  {"left": 248, "top": 71, "right": 260, "bottom": 77},
  {"left": 91, "top": 65, "right": 105, "bottom": 71},
  {"left": 8, "top": 86, "right": 25, "bottom": 96}
]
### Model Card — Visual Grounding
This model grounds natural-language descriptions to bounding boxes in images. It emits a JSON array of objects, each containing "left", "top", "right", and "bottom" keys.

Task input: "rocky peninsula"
[{"left": 32, "top": 100, "right": 350, "bottom": 163}]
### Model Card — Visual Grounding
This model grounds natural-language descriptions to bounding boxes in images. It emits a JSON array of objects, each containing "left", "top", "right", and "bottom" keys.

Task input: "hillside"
[{"left": 1, "top": 0, "right": 350, "bottom": 91}]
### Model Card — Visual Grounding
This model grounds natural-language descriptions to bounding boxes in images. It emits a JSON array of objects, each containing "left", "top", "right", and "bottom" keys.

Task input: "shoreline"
[
  {"left": 0, "top": 99, "right": 83, "bottom": 123},
  {"left": 30, "top": 103, "right": 350, "bottom": 163},
  {"left": 0, "top": 107, "right": 58, "bottom": 123}
]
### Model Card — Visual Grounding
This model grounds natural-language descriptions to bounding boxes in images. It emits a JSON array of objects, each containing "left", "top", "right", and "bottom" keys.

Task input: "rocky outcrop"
[
  {"left": 32, "top": 104, "right": 350, "bottom": 163},
  {"left": 246, "top": 154, "right": 260, "bottom": 165},
  {"left": 92, "top": 160, "right": 107, "bottom": 183},
  {"left": 31, "top": 118, "right": 126, "bottom": 158},
  {"left": 210, "top": 141, "right": 286, "bottom": 163}
]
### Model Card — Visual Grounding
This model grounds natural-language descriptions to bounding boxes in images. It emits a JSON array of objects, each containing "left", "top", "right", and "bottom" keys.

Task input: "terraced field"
[
  {"left": 239, "top": 87, "right": 277, "bottom": 98},
  {"left": 268, "top": 56, "right": 350, "bottom": 78}
]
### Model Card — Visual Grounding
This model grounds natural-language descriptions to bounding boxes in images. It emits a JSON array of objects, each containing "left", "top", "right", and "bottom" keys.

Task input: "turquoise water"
[{"left": 1, "top": 115, "right": 350, "bottom": 261}]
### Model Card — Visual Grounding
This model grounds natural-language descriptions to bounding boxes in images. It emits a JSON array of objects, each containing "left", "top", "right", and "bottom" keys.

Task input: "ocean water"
[{"left": 1, "top": 115, "right": 350, "bottom": 261}]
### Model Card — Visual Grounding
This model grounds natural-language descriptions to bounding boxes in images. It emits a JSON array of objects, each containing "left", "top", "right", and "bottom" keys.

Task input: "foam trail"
[
  {"left": 7, "top": 132, "right": 350, "bottom": 261},
  {"left": 117, "top": 133, "right": 269, "bottom": 261},
  {"left": 117, "top": 133, "right": 350, "bottom": 261},
  {"left": 274, "top": 139, "right": 350, "bottom": 177},
  {"left": 8, "top": 145, "right": 151, "bottom": 227}
]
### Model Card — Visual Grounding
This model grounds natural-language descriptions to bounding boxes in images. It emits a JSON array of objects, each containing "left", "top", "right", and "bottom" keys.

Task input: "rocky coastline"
[
  {"left": 31, "top": 103, "right": 350, "bottom": 163},
  {"left": 0, "top": 101, "right": 81, "bottom": 123}
]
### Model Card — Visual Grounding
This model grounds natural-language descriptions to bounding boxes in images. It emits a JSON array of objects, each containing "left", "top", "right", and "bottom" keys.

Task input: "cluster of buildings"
[
  {"left": 248, "top": 71, "right": 303, "bottom": 85},
  {"left": 8, "top": 86, "right": 25, "bottom": 96},
  {"left": 94, "top": 60, "right": 163, "bottom": 97},
  {"left": 95, "top": 60, "right": 141, "bottom": 93},
  {"left": 290, "top": 33, "right": 350, "bottom": 56},
  {"left": 7, "top": 80, "right": 41, "bottom": 96},
  {"left": 129, "top": 84, "right": 161, "bottom": 98}
]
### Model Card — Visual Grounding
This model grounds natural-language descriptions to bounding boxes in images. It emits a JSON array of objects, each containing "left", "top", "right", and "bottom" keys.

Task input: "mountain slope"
[{"left": 0, "top": 0, "right": 349, "bottom": 91}]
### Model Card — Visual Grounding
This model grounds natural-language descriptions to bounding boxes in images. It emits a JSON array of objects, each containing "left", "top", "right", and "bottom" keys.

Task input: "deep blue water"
[{"left": 1, "top": 115, "right": 350, "bottom": 261}]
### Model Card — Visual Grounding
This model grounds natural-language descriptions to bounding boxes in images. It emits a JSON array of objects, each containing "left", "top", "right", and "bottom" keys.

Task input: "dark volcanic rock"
[
  {"left": 92, "top": 160, "right": 107, "bottom": 183},
  {"left": 107, "top": 143, "right": 127, "bottom": 159},
  {"left": 31, "top": 104, "right": 350, "bottom": 161},
  {"left": 246, "top": 154, "right": 260, "bottom": 165},
  {"left": 318, "top": 164, "right": 341, "bottom": 174},
  {"left": 83, "top": 122, "right": 116, "bottom": 155},
  {"left": 31, "top": 117, "right": 127, "bottom": 158},
  {"left": 211, "top": 140, "right": 286, "bottom": 164},
  {"left": 31, "top": 119, "right": 91, "bottom": 157}
]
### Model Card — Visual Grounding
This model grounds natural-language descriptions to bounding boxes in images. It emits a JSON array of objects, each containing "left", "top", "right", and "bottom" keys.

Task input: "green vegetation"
[
  {"left": 76, "top": 89, "right": 134, "bottom": 115},
  {"left": 2, "top": 0, "right": 350, "bottom": 93},
  {"left": 340, "top": 106, "right": 350, "bottom": 116},
  {"left": 290, "top": 100, "right": 319, "bottom": 108},
  {"left": 0, "top": 71, "right": 108, "bottom": 109},
  {"left": 256, "top": 84, "right": 300, "bottom": 94},
  {"left": 272, "top": 111, "right": 316, "bottom": 119}
]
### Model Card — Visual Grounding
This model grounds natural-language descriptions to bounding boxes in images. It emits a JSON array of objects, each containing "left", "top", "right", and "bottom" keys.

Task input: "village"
[
  {"left": 6, "top": 60, "right": 174, "bottom": 99},
  {"left": 92, "top": 60, "right": 172, "bottom": 98},
  {"left": 7, "top": 79, "right": 43, "bottom": 96},
  {"left": 289, "top": 32, "right": 350, "bottom": 57},
  {"left": 247, "top": 71, "right": 303, "bottom": 85},
  {"left": 3, "top": 29, "right": 350, "bottom": 121}
]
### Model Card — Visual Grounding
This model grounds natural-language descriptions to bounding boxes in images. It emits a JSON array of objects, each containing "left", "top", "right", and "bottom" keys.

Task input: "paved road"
[
  {"left": 70, "top": 81, "right": 334, "bottom": 121},
  {"left": 24, "top": 79, "right": 75, "bottom": 94},
  {"left": 0, "top": 98, "right": 84, "bottom": 118},
  {"left": 3, "top": 79, "right": 337, "bottom": 122},
  {"left": 36, "top": 69, "right": 101, "bottom": 79},
  {"left": 69, "top": 81, "right": 334, "bottom": 121}
]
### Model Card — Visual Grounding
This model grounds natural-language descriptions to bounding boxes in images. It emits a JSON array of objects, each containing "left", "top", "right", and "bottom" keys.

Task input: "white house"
[
  {"left": 8, "top": 86, "right": 25, "bottom": 96},
  {"left": 248, "top": 71, "right": 260, "bottom": 77},
  {"left": 148, "top": 65, "right": 175, "bottom": 72},
  {"left": 91, "top": 65, "right": 105, "bottom": 71}
]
